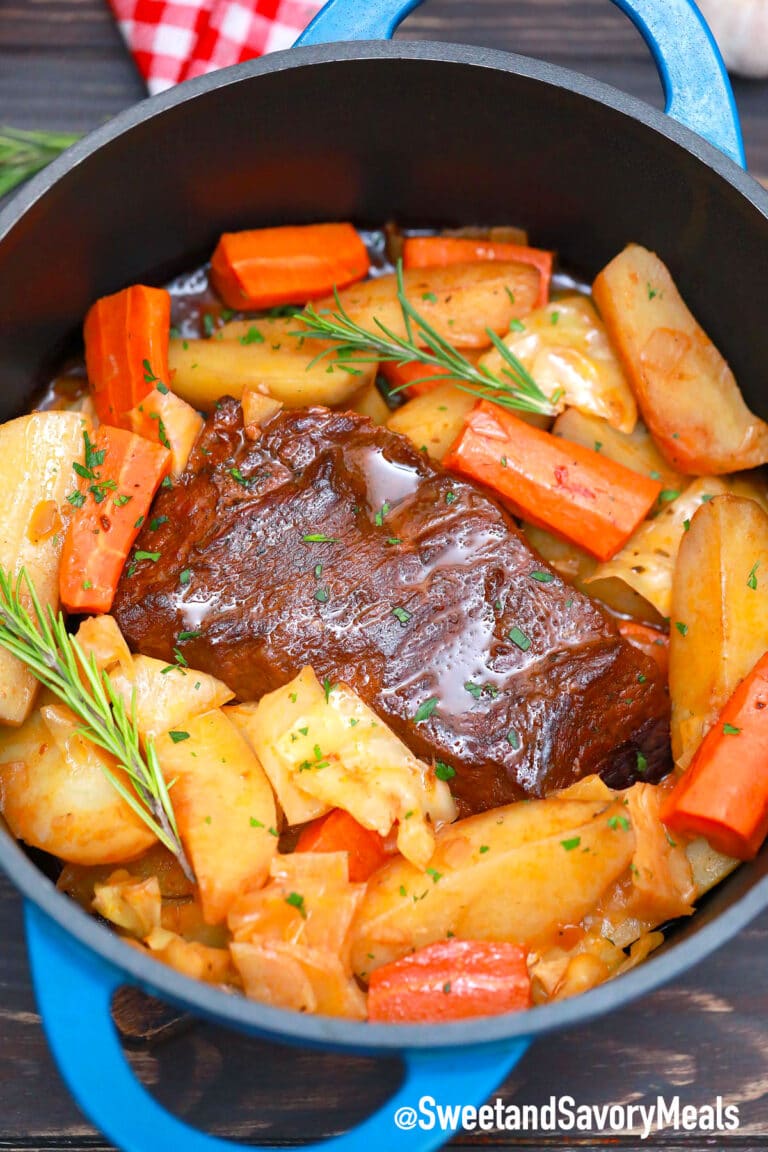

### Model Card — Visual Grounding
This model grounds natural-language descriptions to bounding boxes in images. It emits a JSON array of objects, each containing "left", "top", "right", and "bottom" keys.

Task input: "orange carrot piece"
[
  {"left": 210, "top": 223, "right": 370, "bottom": 311},
  {"left": 444, "top": 401, "right": 661, "bottom": 562},
  {"left": 367, "top": 940, "right": 531, "bottom": 1023},
  {"left": 127, "top": 387, "right": 203, "bottom": 477},
  {"left": 84, "top": 285, "right": 171, "bottom": 429},
  {"left": 296, "top": 809, "right": 389, "bottom": 883},
  {"left": 380, "top": 360, "right": 454, "bottom": 398},
  {"left": 403, "top": 236, "right": 553, "bottom": 307},
  {"left": 661, "top": 651, "right": 768, "bottom": 860},
  {"left": 618, "top": 621, "right": 670, "bottom": 676},
  {"left": 59, "top": 426, "right": 171, "bottom": 614}
]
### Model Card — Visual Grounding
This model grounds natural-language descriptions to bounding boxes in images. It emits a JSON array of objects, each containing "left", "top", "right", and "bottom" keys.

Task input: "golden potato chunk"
[{"left": 593, "top": 244, "right": 768, "bottom": 474}]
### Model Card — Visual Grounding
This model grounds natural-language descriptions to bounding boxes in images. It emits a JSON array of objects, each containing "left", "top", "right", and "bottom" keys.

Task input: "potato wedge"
[
  {"left": 0, "top": 705, "right": 156, "bottom": 865},
  {"left": 479, "top": 296, "right": 637, "bottom": 432},
  {"left": 386, "top": 382, "right": 476, "bottom": 461},
  {"left": 523, "top": 523, "right": 662, "bottom": 624},
  {"left": 553, "top": 407, "right": 684, "bottom": 492},
  {"left": 325, "top": 261, "right": 541, "bottom": 350},
  {"left": 593, "top": 244, "right": 768, "bottom": 474},
  {"left": 231, "top": 666, "right": 455, "bottom": 866},
  {"left": 588, "top": 478, "right": 730, "bottom": 618},
  {"left": 169, "top": 317, "right": 376, "bottom": 411},
  {"left": 347, "top": 381, "right": 390, "bottom": 426},
  {"left": 0, "top": 411, "right": 88, "bottom": 724},
  {"left": 350, "top": 785, "right": 634, "bottom": 976},
  {"left": 154, "top": 708, "right": 278, "bottom": 924},
  {"left": 109, "top": 654, "right": 234, "bottom": 739},
  {"left": 670, "top": 494, "right": 768, "bottom": 767}
]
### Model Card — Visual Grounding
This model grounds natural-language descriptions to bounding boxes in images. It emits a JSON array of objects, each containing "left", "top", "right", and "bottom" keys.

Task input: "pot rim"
[{"left": 1, "top": 37, "right": 768, "bottom": 1051}]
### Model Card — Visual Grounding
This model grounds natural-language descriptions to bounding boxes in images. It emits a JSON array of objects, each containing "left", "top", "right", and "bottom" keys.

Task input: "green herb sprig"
[
  {"left": 0, "top": 566, "right": 193, "bottom": 880},
  {"left": 293, "top": 261, "right": 557, "bottom": 418},
  {"left": 0, "top": 127, "right": 79, "bottom": 198}
]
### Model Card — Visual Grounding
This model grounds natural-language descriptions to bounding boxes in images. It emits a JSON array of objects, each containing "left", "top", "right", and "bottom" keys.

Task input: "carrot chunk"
[
  {"left": 296, "top": 809, "right": 389, "bottom": 883},
  {"left": 444, "top": 401, "right": 661, "bottom": 561},
  {"left": 618, "top": 621, "right": 670, "bottom": 676},
  {"left": 210, "top": 223, "right": 370, "bottom": 310},
  {"left": 84, "top": 285, "right": 171, "bottom": 429},
  {"left": 402, "top": 236, "right": 553, "bottom": 307},
  {"left": 661, "top": 651, "right": 768, "bottom": 860},
  {"left": 367, "top": 940, "right": 531, "bottom": 1023},
  {"left": 59, "top": 426, "right": 171, "bottom": 614},
  {"left": 380, "top": 360, "right": 455, "bottom": 398}
]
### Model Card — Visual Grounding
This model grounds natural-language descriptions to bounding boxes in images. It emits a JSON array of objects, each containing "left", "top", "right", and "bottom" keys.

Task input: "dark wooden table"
[{"left": 2, "top": 2, "right": 768, "bottom": 1149}]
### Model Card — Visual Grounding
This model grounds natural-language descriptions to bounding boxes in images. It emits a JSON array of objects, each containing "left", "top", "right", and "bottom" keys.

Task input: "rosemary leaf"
[
  {"left": 0, "top": 127, "right": 79, "bottom": 198},
  {"left": 0, "top": 565, "right": 193, "bottom": 880},
  {"left": 292, "top": 260, "right": 556, "bottom": 418}
]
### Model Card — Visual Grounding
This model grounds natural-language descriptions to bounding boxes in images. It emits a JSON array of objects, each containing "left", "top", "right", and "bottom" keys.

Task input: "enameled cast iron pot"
[{"left": 1, "top": 1, "right": 768, "bottom": 1148}]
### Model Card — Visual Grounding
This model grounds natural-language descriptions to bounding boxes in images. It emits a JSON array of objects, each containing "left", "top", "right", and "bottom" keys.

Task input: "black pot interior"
[{"left": 1, "top": 42, "right": 768, "bottom": 1045}]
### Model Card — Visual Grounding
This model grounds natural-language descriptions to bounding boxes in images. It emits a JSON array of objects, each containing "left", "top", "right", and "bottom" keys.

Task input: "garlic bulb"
[{"left": 697, "top": 0, "right": 768, "bottom": 78}]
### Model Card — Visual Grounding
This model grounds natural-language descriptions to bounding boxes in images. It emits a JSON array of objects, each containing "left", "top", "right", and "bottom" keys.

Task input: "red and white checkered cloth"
[{"left": 108, "top": 0, "right": 326, "bottom": 94}]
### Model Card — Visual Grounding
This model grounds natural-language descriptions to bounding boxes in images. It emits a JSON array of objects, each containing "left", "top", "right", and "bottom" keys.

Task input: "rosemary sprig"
[
  {"left": 0, "top": 127, "right": 79, "bottom": 198},
  {"left": 293, "top": 260, "right": 558, "bottom": 417},
  {"left": 0, "top": 566, "right": 193, "bottom": 881}
]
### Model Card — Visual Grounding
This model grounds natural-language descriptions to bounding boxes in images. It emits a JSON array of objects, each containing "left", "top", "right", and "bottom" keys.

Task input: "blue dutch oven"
[{"left": 1, "top": 1, "right": 767, "bottom": 1149}]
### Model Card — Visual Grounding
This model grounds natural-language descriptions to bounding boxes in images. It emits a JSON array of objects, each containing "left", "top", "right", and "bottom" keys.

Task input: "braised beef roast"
[{"left": 113, "top": 399, "right": 670, "bottom": 813}]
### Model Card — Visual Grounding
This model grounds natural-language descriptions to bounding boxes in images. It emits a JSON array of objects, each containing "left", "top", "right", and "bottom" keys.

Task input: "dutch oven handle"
[
  {"left": 297, "top": 0, "right": 747, "bottom": 167},
  {"left": 25, "top": 903, "right": 530, "bottom": 1152}
]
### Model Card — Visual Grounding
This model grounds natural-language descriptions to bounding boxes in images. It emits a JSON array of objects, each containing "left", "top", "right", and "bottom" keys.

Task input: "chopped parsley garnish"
[
  {"left": 134, "top": 515, "right": 145, "bottom": 529},
  {"left": 250, "top": 817, "right": 264, "bottom": 828},
  {"left": 168, "top": 730, "right": 190, "bottom": 743},
  {"left": 636, "top": 750, "right": 648, "bottom": 774},
  {"left": 177, "top": 630, "right": 202, "bottom": 643},
  {"left": 434, "top": 761, "right": 455, "bottom": 782},
  {"left": 659, "top": 490, "right": 680, "bottom": 503},
  {"left": 421, "top": 291, "right": 438, "bottom": 304},
  {"left": 561, "top": 837, "right": 581, "bottom": 851},
  {"left": 315, "top": 588, "right": 330, "bottom": 603},
  {"left": 506, "top": 728, "right": 521, "bottom": 749},
  {"left": 161, "top": 475, "right": 173, "bottom": 489},
  {"left": 240, "top": 325, "right": 264, "bottom": 345},
  {"left": 67, "top": 490, "right": 86, "bottom": 508},
  {"left": 608, "top": 815, "right": 631, "bottom": 831},
  {"left": 374, "top": 501, "right": 391, "bottom": 527},
  {"left": 134, "top": 551, "right": 160, "bottom": 563},
  {"left": 179, "top": 568, "right": 192, "bottom": 586},
  {"left": 149, "top": 515, "right": 168, "bottom": 531},
  {"left": 509, "top": 318, "right": 526, "bottom": 333},
  {"left": 479, "top": 845, "right": 490, "bottom": 854},
  {"left": 203, "top": 314, "right": 215, "bottom": 338},
  {"left": 675, "top": 621, "right": 688, "bottom": 637},
  {"left": 550, "top": 311, "right": 559, "bottom": 325},
  {"left": 392, "top": 606, "right": 411, "bottom": 625},
  {"left": 464, "top": 681, "right": 483, "bottom": 700},
  {"left": 683, "top": 518, "right": 691, "bottom": 532},
  {"left": 508, "top": 626, "right": 531, "bottom": 651},
  {"left": 114, "top": 493, "right": 132, "bottom": 507},
  {"left": 302, "top": 533, "right": 336, "bottom": 543},
  {"left": 414, "top": 697, "right": 439, "bottom": 723},
  {"left": 445, "top": 491, "right": 457, "bottom": 504},
  {"left": 143, "top": 359, "right": 159, "bottom": 384},
  {"left": 426, "top": 868, "right": 442, "bottom": 884},
  {"left": 748, "top": 561, "right": 760, "bottom": 590},
  {"left": 530, "top": 570, "right": 554, "bottom": 584},
  {"left": 723, "top": 723, "right": 742, "bottom": 736},
  {"left": 323, "top": 677, "right": 336, "bottom": 703},
  {"left": 386, "top": 537, "right": 402, "bottom": 546},
  {"left": 285, "top": 892, "right": 307, "bottom": 919},
  {"left": 230, "top": 467, "right": 250, "bottom": 487}
]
